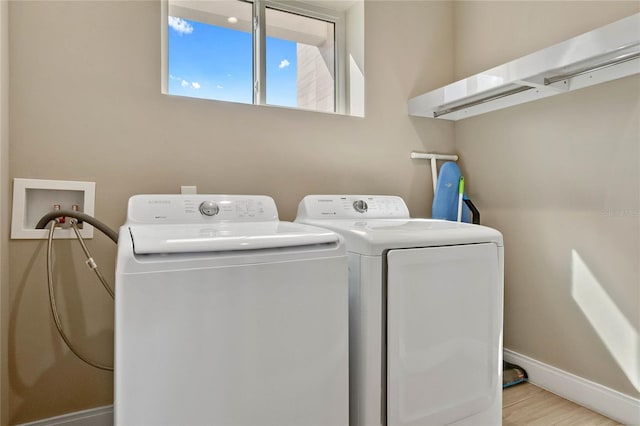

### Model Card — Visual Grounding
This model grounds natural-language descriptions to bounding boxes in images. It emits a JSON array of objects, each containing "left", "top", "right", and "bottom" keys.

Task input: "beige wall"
[
  {"left": 454, "top": 1, "right": 640, "bottom": 399},
  {"left": 9, "top": 0, "right": 637, "bottom": 422},
  {"left": 7, "top": 0, "right": 454, "bottom": 422},
  {"left": 1, "top": 0, "right": 9, "bottom": 424}
]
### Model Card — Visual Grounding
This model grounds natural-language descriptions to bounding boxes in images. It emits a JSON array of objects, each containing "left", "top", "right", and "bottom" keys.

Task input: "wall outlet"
[
  {"left": 11, "top": 178, "right": 95, "bottom": 239},
  {"left": 181, "top": 185, "right": 197, "bottom": 194}
]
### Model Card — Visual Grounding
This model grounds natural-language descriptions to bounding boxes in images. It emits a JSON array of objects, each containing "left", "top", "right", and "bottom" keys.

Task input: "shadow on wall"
[
  {"left": 10, "top": 240, "right": 113, "bottom": 424},
  {"left": 571, "top": 249, "right": 640, "bottom": 392}
]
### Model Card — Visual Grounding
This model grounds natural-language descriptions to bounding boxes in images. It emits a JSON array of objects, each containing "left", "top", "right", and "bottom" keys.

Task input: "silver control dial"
[
  {"left": 199, "top": 201, "right": 220, "bottom": 216},
  {"left": 353, "top": 200, "right": 368, "bottom": 213}
]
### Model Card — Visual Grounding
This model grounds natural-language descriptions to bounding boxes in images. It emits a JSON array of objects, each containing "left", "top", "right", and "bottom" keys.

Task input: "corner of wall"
[
  {"left": 0, "top": 0, "right": 9, "bottom": 424},
  {"left": 345, "top": 0, "right": 364, "bottom": 117}
]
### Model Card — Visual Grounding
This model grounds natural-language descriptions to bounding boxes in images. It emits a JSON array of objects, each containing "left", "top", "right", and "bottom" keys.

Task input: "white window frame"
[{"left": 161, "top": 0, "right": 346, "bottom": 114}]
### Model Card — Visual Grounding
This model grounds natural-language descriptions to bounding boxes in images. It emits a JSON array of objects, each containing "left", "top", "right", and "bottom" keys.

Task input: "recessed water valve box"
[{"left": 11, "top": 178, "right": 95, "bottom": 239}]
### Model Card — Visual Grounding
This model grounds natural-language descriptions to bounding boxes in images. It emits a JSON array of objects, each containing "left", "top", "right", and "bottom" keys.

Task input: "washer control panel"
[
  {"left": 126, "top": 194, "right": 278, "bottom": 224},
  {"left": 297, "top": 195, "right": 410, "bottom": 220}
]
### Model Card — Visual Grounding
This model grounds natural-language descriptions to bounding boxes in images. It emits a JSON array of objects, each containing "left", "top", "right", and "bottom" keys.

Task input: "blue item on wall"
[{"left": 432, "top": 161, "right": 472, "bottom": 222}]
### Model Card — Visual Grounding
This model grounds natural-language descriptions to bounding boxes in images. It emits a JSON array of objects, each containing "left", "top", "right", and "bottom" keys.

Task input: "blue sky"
[{"left": 168, "top": 16, "right": 297, "bottom": 107}]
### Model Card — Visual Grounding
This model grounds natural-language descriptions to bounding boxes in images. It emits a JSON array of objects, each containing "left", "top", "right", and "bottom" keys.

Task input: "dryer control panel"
[
  {"left": 296, "top": 195, "right": 410, "bottom": 220},
  {"left": 126, "top": 194, "right": 279, "bottom": 224}
]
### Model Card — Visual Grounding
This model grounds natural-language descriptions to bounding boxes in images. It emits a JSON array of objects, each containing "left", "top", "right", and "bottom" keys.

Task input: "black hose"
[
  {"left": 36, "top": 210, "right": 118, "bottom": 243},
  {"left": 464, "top": 199, "right": 481, "bottom": 225}
]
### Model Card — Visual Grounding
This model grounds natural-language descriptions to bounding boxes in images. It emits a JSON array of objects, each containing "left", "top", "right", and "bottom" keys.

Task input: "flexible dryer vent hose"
[{"left": 37, "top": 211, "right": 118, "bottom": 371}]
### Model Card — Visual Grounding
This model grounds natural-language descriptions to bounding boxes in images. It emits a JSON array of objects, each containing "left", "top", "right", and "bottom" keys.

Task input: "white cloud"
[
  {"left": 279, "top": 59, "right": 290, "bottom": 69},
  {"left": 217, "top": 85, "right": 224, "bottom": 89},
  {"left": 175, "top": 78, "right": 200, "bottom": 90},
  {"left": 168, "top": 16, "right": 194, "bottom": 35}
]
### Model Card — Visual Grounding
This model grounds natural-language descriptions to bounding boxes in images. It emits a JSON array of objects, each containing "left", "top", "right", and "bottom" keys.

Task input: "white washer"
[
  {"left": 115, "top": 194, "right": 349, "bottom": 426},
  {"left": 296, "top": 195, "right": 504, "bottom": 426}
]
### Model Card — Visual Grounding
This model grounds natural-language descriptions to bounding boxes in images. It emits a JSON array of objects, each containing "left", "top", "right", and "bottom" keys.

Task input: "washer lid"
[
  {"left": 129, "top": 222, "right": 339, "bottom": 254},
  {"left": 294, "top": 218, "right": 503, "bottom": 255}
]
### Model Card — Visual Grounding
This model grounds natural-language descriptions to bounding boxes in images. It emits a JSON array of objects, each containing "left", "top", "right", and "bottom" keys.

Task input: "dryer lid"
[
  {"left": 129, "top": 222, "right": 339, "bottom": 254},
  {"left": 295, "top": 218, "right": 503, "bottom": 255}
]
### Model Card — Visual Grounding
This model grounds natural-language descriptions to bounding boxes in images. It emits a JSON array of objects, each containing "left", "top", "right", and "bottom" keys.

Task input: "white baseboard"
[
  {"left": 504, "top": 348, "right": 640, "bottom": 426},
  {"left": 16, "top": 405, "right": 113, "bottom": 426}
]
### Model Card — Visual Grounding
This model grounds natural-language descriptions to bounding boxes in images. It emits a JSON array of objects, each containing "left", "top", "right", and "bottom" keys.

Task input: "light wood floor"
[{"left": 503, "top": 382, "right": 622, "bottom": 425}]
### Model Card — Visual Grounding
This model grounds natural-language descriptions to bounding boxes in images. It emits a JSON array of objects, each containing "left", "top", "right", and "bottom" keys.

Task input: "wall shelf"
[{"left": 408, "top": 13, "right": 640, "bottom": 121}]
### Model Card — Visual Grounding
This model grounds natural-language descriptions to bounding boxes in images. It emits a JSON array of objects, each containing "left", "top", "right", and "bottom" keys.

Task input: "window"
[
  {"left": 167, "top": 2, "right": 253, "bottom": 104},
  {"left": 163, "top": 0, "right": 354, "bottom": 114}
]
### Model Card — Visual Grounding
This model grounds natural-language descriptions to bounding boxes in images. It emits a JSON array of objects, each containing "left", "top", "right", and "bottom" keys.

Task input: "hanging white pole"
[
  {"left": 410, "top": 152, "right": 458, "bottom": 193},
  {"left": 429, "top": 157, "right": 438, "bottom": 193}
]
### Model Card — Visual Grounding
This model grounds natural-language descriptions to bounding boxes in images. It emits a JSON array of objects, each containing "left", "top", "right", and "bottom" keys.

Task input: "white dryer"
[
  {"left": 296, "top": 195, "right": 504, "bottom": 426},
  {"left": 115, "top": 194, "right": 349, "bottom": 426}
]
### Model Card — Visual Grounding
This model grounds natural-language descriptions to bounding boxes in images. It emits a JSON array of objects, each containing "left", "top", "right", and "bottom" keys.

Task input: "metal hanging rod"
[
  {"left": 434, "top": 43, "right": 640, "bottom": 119},
  {"left": 433, "top": 86, "right": 533, "bottom": 118},
  {"left": 544, "top": 49, "right": 640, "bottom": 85}
]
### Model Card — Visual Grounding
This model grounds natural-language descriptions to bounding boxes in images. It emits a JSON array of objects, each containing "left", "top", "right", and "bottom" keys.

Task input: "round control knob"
[
  {"left": 353, "top": 200, "right": 368, "bottom": 213},
  {"left": 199, "top": 201, "right": 220, "bottom": 216}
]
